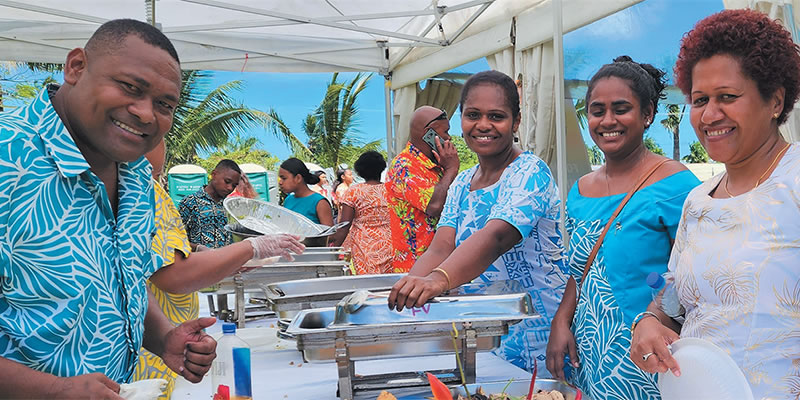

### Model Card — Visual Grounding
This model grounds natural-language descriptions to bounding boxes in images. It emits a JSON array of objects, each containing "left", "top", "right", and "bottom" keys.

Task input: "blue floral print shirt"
[
  {"left": 0, "top": 86, "right": 160, "bottom": 382},
  {"left": 438, "top": 152, "right": 568, "bottom": 375}
]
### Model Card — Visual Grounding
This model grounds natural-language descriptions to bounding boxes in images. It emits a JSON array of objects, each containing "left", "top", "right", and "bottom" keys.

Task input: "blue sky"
[
  {"left": 207, "top": 0, "right": 724, "bottom": 162},
  {"left": 2, "top": 0, "right": 723, "bottom": 162}
]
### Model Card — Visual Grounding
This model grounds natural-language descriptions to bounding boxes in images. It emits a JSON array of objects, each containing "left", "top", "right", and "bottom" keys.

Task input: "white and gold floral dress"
[{"left": 669, "top": 143, "right": 800, "bottom": 400}]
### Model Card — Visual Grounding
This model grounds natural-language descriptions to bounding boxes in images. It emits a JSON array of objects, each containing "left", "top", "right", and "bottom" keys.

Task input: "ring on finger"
[{"left": 642, "top": 352, "right": 655, "bottom": 362}]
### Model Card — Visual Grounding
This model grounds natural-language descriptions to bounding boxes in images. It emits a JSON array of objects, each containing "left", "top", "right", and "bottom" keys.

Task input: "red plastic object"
[
  {"left": 576, "top": 388, "right": 583, "bottom": 400},
  {"left": 426, "top": 372, "right": 454, "bottom": 400},
  {"left": 526, "top": 359, "right": 538, "bottom": 400}
]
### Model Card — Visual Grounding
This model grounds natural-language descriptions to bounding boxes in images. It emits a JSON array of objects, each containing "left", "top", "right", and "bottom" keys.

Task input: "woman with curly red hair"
[{"left": 631, "top": 9, "right": 800, "bottom": 399}]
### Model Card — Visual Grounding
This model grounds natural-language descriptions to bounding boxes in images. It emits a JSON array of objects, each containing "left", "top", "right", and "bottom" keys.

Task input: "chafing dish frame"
[
  {"left": 287, "top": 304, "right": 536, "bottom": 400},
  {"left": 207, "top": 261, "right": 351, "bottom": 327}
]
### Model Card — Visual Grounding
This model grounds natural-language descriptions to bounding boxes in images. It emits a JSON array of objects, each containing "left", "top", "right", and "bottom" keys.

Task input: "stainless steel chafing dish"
[
  {"left": 286, "top": 291, "right": 538, "bottom": 399},
  {"left": 208, "top": 259, "right": 351, "bottom": 327},
  {"left": 260, "top": 274, "right": 407, "bottom": 319}
]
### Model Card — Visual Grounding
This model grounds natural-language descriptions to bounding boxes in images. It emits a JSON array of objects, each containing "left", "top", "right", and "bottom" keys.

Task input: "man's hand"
[
  {"left": 432, "top": 136, "right": 460, "bottom": 174},
  {"left": 160, "top": 317, "right": 217, "bottom": 383},
  {"left": 50, "top": 373, "right": 123, "bottom": 400}
]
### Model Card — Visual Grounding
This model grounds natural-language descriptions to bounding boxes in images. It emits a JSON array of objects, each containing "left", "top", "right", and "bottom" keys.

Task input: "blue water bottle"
[{"left": 646, "top": 272, "right": 685, "bottom": 324}]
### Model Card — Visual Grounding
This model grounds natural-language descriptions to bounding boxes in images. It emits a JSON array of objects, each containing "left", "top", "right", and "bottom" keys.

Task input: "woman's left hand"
[{"left": 387, "top": 273, "right": 448, "bottom": 312}]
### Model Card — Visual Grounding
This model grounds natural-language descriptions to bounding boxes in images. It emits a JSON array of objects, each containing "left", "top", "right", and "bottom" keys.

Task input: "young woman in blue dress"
[
  {"left": 278, "top": 157, "right": 334, "bottom": 225},
  {"left": 545, "top": 56, "right": 700, "bottom": 399}
]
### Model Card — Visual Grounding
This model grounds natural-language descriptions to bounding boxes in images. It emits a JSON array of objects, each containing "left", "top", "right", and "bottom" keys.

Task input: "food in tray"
[
  {"left": 376, "top": 391, "right": 397, "bottom": 400},
  {"left": 424, "top": 385, "right": 568, "bottom": 400}
]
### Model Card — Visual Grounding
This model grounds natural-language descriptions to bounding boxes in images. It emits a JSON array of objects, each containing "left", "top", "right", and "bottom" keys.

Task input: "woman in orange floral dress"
[{"left": 331, "top": 151, "right": 392, "bottom": 274}]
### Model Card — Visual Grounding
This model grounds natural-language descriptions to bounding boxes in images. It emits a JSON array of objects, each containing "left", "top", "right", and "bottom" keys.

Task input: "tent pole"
[
  {"left": 553, "top": 0, "right": 568, "bottom": 240},
  {"left": 384, "top": 76, "right": 394, "bottom": 159}
]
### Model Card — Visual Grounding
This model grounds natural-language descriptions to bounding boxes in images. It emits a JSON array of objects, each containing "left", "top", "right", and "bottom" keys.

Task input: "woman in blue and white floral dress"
[
  {"left": 545, "top": 56, "right": 699, "bottom": 399},
  {"left": 388, "top": 70, "right": 568, "bottom": 374}
]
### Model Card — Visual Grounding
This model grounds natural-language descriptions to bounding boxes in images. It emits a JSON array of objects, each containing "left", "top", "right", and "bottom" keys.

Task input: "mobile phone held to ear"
[{"left": 422, "top": 128, "right": 439, "bottom": 149}]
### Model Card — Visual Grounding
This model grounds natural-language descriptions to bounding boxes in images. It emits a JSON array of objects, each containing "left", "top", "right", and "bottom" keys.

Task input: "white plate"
[{"left": 658, "top": 337, "right": 753, "bottom": 400}]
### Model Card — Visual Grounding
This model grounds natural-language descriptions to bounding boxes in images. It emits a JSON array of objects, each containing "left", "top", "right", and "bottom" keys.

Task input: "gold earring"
[{"left": 774, "top": 112, "right": 780, "bottom": 119}]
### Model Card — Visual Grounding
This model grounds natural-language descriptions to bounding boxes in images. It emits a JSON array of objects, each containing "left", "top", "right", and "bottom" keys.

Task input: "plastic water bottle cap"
[
  {"left": 646, "top": 272, "right": 665, "bottom": 289},
  {"left": 222, "top": 322, "right": 236, "bottom": 334}
]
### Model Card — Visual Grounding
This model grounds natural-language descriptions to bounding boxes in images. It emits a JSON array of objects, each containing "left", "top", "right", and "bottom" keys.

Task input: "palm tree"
[
  {"left": 266, "top": 73, "right": 372, "bottom": 168},
  {"left": 165, "top": 70, "right": 299, "bottom": 169},
  {"left": 660, "top": 104, "right": 686, "bottom": 160},
  {"left": 0, "top": 62, "right": 62, "bottom": 111}
]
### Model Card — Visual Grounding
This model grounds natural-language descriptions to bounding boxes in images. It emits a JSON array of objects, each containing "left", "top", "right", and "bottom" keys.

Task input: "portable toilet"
[
  {"left": 167, "top": 164, "right": 208, "bottom": 207},
  {"left": 239, "top": 163, "right": 270, "bottom": 202}
]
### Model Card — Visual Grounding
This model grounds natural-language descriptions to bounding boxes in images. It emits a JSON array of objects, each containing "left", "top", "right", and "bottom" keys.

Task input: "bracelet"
[
  {"left": 431, "top": 268, "right": 452, "bottom": 290},
  {"left": 631, "top": 311, "right": 661, "bottom": 334}
]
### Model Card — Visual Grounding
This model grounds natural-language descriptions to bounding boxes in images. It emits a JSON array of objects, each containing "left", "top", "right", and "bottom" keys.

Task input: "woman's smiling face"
[
  {"left": 460, "top": 83, "right": 520, "bottom": 158},
  {"left": 587, "top": 76, "right": 650, "bottom": 158},
  {"left": 689, "top": 53, "right": 783, "bottom": 164}
]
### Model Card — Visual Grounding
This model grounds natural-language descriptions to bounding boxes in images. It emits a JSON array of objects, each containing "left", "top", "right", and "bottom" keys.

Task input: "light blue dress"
[
  {"left": 283, "top": 192, "right": 326, "bottom": 223},
  {"left": 438, "top": 152, "right": 568, "bottom": 374},
  {"left": 566, "top": 170, "right": 699, "bottom": 400},
  {"left": 0, "top": 86, "right": 160, "bottom": 382}
]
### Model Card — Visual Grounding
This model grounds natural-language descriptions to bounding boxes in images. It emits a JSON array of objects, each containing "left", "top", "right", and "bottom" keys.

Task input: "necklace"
[{"left": 724, "top": 142, "right": 791, "bottom": 197}]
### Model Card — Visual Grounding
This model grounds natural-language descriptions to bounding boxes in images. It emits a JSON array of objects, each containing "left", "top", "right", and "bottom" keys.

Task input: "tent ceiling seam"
[
  {"left": 180, "top": 0, "right": 442, "bottom": 45},
  {"left": 0, "top": 0, "right": 105, "bottom": 24}
]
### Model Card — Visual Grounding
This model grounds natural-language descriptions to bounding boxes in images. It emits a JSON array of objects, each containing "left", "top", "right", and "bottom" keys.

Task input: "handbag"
[{"left": 576, "top": 159, "right": 669, "bottom": 299}]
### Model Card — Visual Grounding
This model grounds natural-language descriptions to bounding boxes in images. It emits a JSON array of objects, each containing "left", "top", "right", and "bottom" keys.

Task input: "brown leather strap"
[{"left": 577, "top": 159, "right": 670, "bottom": 298}]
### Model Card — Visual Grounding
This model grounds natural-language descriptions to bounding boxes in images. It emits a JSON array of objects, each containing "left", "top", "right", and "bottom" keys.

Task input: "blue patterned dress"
[
  {"left": 0, "top": 86, "right": 160, "bottom": 382},
  {"left": 438, "top": 152, "right": 568, "bottom": 374},
  {"left": 566, "top": 170, "right": 699, "bottom": 399}
]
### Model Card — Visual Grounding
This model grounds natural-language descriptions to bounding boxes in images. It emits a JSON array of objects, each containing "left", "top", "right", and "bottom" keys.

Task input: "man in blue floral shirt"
[
  {"left": 0, "top": 19, "right": 217, "bottom": 398},
  {"left": 178, "top": 159, "right": 241, "bottom": 250}
]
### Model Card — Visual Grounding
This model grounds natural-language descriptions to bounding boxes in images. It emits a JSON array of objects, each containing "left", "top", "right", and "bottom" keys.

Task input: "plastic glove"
[{"left": 245, "top": 234, "right": 305, "bottom": 261}]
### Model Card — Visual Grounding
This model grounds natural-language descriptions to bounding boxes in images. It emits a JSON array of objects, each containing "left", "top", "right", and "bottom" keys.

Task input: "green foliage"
[
  {"left": 574, "top": 98, "right": 587, "bottom": 131},
  {"left": 194, "top": 133, "right": 279, "bottom": 172},
  {"left": 682, "top": 141, "right": 710, "bottom": 163},
  {"left": 644, "top": 135, "right": 666, "bottom": 156},
  {"left": 0, "top": 62, "right": 60, "bottom": 110},
  {"left": 660, "top": 104, "right": 686, "bottom": 160},
  {"left": 586, "top": 144, "right": 604, "bottom": 165},
  {"left": 268, "top": 73, "right": 374, "bottom": 169},
  {"left": 451, "top": 136, "right": 479, "bottom": 172},
  {"left": 165, "top": 70, "right": 285, "bottom": 170}
]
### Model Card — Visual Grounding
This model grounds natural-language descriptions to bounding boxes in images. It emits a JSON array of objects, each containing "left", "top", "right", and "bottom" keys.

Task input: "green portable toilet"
[
  {"left": 167, "top": 164, "right": 208, "bottom": 207},
  {"left": 239, "top": 163, "right": 269, "bottom": 201}
]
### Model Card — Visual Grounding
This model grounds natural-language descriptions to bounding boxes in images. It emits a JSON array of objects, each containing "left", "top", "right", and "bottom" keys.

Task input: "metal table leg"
[{"left": 234, "top": 273, "right": 245, "bottom": 328}]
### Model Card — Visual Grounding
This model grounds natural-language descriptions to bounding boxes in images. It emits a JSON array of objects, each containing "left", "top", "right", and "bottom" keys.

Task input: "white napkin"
[{"left": 119, "top": 379, "right": 168, "bottom": 400}]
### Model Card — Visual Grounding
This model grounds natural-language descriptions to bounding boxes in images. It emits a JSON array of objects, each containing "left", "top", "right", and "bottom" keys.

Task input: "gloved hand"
[{"left": 245, "top": 234, "right": 305, "bottom": 261}]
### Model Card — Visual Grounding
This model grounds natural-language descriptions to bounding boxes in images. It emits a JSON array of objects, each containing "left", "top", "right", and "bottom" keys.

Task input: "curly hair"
[
  {"left": 674, "top": 9, "right": 800, "bottom": 124},
  {"left": 585, "top": 55, "right": 667, "bottom": 125},
  {"left": 354, "top": 151, "right": 386, "bottom": 181}
]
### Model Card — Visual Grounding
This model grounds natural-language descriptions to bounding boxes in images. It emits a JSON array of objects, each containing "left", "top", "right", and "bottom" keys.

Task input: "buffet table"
[{"left": 172, "top": 318, "right": 532, "bottom": 400}]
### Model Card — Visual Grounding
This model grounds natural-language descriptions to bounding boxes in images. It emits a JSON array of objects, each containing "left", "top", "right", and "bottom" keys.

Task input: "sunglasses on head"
[{"left": 424, "top": 111, "right": 448, "bottom": 128}]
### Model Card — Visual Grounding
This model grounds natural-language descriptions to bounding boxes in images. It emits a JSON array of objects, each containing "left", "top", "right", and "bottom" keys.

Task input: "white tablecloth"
[{"left": 172, "top": 318, "right": 531, "bottom": 400}]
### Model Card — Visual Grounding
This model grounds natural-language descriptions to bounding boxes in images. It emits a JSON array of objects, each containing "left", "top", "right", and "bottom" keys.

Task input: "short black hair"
[
  {"left": 459, "top": 70, "right": 520, "bottom": 121},
  {"left": 280, "top": 157, "right": 320, "bottom": 185},
  {"left": 214, "top": 159, "right": 241, "bottom": 175},
  {"left": 586, "top": 55, "right": 667, "bottom": 124},
  {"left": 354, "top": 151, "right": 386, "bottom": 181},
  {"left": 85, "top": 19, "right": 180, "bottom": 64}
]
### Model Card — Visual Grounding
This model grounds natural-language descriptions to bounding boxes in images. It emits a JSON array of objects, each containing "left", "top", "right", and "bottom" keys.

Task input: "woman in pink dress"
[{"left": 331, "top": 151, "right": 392, "bottom": 274}]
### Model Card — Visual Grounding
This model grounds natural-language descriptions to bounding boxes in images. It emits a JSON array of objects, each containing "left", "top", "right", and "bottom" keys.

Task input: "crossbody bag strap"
[{"left": 577, "top": 159, "right": 670, "bottom": 298}]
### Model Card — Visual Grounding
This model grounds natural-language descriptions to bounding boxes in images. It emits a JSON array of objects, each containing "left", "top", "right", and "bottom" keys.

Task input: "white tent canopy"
[{"left": 0, "top": 0, "right": 641, "bottom": 194}]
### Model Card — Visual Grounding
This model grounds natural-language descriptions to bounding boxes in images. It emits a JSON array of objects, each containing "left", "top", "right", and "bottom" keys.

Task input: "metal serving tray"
[
  {"left": 360, "top": 379, "right": 583, "bottom": 400},
  {"left": 286, "top": 292, "right": 536, "bottom": 362},
  {"left": 212, "top": 261, "right": 350, "bottom": 294},
  {"left": 286, "top": 307, "right": 503, "bottom": 363},
  {"left": 332, "top": 291, "right": 534, "bottom": 326},
  {"left": 263, "top": 274, "right": 407, "bottom": 319}
]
